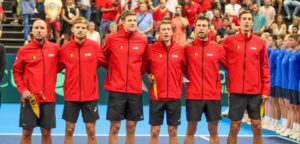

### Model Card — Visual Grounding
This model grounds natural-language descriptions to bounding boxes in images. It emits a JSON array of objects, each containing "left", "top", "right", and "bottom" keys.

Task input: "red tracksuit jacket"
[
  {"left": 143, "top": 39, "right": 185, "bottom": 101},
  {"left": 103, "top": 29, "right": 148, "bottom": 94},
  {"left": 13, "top": 40, "right": 59, "bottom": 102},
  {"left": 185, "top": 39, "right": 226, "bottom": 100},
  {"left": 58, "top": 38, "right": 106, "bottom": 101},
  {"left": 221, "top": 32, "right": 270, "bottom": 95}
]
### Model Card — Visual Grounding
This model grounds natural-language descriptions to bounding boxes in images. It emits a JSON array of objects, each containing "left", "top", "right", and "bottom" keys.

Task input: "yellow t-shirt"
[{"left": 44, "top": 0, "right": 62, "bottom": 19}]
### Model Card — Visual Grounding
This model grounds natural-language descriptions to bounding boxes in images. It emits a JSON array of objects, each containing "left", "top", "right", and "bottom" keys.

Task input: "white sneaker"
[
  {"left": 280, "top": 129, "right": 292, "bottom": 137},
  {"left": 268, "top": 125, "right": 277, "bottom": 131},
  {"left": 221, "top": 109, "right": 229, "bottom": 116},
  {"left": 296, "top": 136, "right": 300, "bottom": 141},
  {"left": 242, "top": 117, "right": 248, "bottom": 123},
  {"left": 262, "top": 122, "right": 271, "bottom": 129},
  {"left": 278, "top": 127, "right": 287, "bottom": 134},
  {"left": 290, "top": 133, "right": 299, "bottom": 139},
  {"left": 276, "top": 126, "right": 285, "bottom": 134},
  {"left": 276, "top": 125, "right": 283, "bottom": 131}
]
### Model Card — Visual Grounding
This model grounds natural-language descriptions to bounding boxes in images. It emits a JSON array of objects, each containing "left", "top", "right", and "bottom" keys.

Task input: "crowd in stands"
[{"left": 0, "top": 0, "right": 298, "bottom": 46}]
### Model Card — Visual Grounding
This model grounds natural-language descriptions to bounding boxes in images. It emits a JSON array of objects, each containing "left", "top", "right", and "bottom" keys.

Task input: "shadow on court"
[{"left": 0, "top": 135, "right": 298, "bottom": 144}]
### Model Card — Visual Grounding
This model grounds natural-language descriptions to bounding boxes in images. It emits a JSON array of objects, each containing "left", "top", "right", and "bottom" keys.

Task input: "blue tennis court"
[{"left": 0, "top": 104, "right": 298, "bottom": 144}]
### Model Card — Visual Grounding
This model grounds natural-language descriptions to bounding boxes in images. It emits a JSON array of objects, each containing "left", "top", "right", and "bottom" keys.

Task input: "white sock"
[
  {"left": 263, "top": 116, "right": 268, "bottom": 122},
  {"left": 283, "top": 119, "right": 287, "bottom": 126},
  {"left": 267, "top": 117, "right": 271, "bottom": 123},
  {"left": 275, "top": 119, "right": 280, "bottom": 126},
  {"left": 297, "top": 123, "right": 300, "bottom": 132},
  {"left": 271, "top": 118, "right": 276, "bottom": 125},
  {"left": 264, "top": 116, "right": 270, "bottom": 123},
  {"left": 293, "top": 123, "right": 297, "bottom": 131}
]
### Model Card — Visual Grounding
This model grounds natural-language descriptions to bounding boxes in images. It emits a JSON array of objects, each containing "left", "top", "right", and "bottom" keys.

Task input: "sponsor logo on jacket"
[
  {"left": 172, "top": 54, "right": 178, "bottom": 58},
  {"left": 85, "top": 53, "right": 92, "bottom": 56},
  {"left": 133, "top": 46, "right": 139, "bottom": 50},
  {"left": 250, "top": 47, "right": 257, "bottom": 50},
  {"left": 207, "top": 53, "right": 214, "bottom": 56}
]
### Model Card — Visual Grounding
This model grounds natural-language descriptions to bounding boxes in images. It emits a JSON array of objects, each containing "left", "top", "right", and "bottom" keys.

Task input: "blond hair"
[
  {"left": 73, "top": 17, "right": 89, "bottom": 26},
  {"left": 261, "top": 32, "right": 271, "bottom": 39}
]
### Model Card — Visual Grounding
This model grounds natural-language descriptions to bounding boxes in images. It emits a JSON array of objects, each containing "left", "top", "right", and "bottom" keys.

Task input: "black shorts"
[
  {"left": 274, "top": 87, "right": 282, "bottom": 98},
  {"left": 19, "top": 102, "right": 56, "bottom": 129},
  {"left": 62, "top": 100, "right": 99, "bottom": 123},
  {"left": 289, "top": 90, "right": 300, "bottom": 105},
  {"left": 283, "top": 88, "right": 290, "bottom": 100},
  {"left": 149, "top": 100, "right": 181, "bottom": 126},
  {"left": 228, "top": 94, "right": 261, "bottom": 121},
  {"left": 270, "top": 87, "right": 276, "bottom": 97},
  {"left": 106, "top": 91, "right": 144, "bottom": 121},
  {"left": 186, "top": 100, "right": 221, "bottom": 122}
]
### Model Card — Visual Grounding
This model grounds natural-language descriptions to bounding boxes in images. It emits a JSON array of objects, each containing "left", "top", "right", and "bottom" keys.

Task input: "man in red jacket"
[
  {"left": 103, "top": 10, "right": 148, "bottom": 144},
  {"left": 58, "top": 17, "right": 107, "bottom": 144},
  {"left": 13, "top": 19, "right": 59, "bottom": 144},
  {"left": 184, "top": 16, "right": 226, "bottom": 144},
  {"left": 221, "top": 11, "right": 270, "bottom": 144},
  {"left": 142, "top": 20, "right": 185, "bottom": 144}
]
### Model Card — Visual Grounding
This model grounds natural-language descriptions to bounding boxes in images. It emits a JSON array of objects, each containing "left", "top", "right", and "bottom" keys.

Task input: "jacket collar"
[
  {"left": 193, "top": 38, "right": 210, "bottom": 47},
  {"left": 119, "top": 28, "right": 137, "bottom": 38},
  {"left": 70, "top": 36, "right": 87, "bottom": 47},
  {"left": 237, "top": 30, "right": 254, "bottom": 40},
  {"left": 155, "top": 38, "right": 176, "bottom": 52},
  {"left": 30, "top": 38, "right": 47, "bottom": 48}
]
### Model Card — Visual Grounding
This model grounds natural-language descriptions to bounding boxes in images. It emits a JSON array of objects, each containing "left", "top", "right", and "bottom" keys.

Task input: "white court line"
[
  {"left": 277, "top": 135, "right": 300, "bottom": 143},
  {"left": 199, "top": 136, "right": 209, "bottom": 141}
]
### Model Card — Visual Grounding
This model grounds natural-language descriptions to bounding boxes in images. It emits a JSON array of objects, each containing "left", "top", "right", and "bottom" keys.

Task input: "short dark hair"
[
  {"left": 239, "top": 10, "right": 253, "bottom": 21},
  {"left": 276, "top": 34, "right": 285, "bottom": 40},
  {"left": 158, "top": 20, "right": 173, "bottom": 31},
  {"left": 211, "top": 2, "right": 220, "bottom": 9},
  {"left": 121, "top": 10, "right": 136, "bottom": 20},
  {"left": 195, "top": 16, "right": 210, "bottom": 26},
  {"left": 292, "top": 25, "right": 299, "bottom": 30},
  {"left": 289, "top": 34, "right": 300, "bottom": 42},
  {"left": 223, "top": 17, "right": 230, "bottom": 22},
  {"left": 271, "top": 34, "right": 277, "bottom": 41}
]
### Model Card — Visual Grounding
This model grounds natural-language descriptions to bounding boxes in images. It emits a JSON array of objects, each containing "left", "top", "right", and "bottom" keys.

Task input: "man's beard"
[
  {"left": 35, "top": 36, "right": 44, "bottom": 42},
  {"left": 198, "top": 33, "right": 207, "bottom": 40}
]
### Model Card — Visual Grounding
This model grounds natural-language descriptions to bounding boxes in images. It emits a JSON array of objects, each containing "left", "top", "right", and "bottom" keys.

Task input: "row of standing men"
[{"left": 12, "top": 10, "right": 270, "bottom": 144}]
